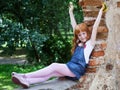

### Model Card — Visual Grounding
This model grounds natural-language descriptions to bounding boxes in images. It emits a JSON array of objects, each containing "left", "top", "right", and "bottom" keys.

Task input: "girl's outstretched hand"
[
  {"left": 102, "top": 2, "right": 108, "bottom": 12},
  {"left": 69, "top": 2, "right": 74, "bottom": 13}
]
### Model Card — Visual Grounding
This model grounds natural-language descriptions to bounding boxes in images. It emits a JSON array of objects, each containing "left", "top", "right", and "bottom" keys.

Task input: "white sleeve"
[{"left": 84, "top": 40, "right": 94, "bottom": 64}]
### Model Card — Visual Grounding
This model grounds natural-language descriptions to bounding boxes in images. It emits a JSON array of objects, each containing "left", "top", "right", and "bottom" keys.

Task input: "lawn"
[
  {"left": 0, "top": 48, "right": 45, "bottom": 90},
  {"left": 0, "top": 64, "right": 44, "bottom": 90}
]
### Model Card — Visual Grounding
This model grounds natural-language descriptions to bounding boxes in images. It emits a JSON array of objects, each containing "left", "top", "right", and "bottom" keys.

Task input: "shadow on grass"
[
  {"left": 0, "top": 64, "right": 19, "bottom": 90},
  {"left": 0, "top": 78, "right": 18, "bottom": 90}
]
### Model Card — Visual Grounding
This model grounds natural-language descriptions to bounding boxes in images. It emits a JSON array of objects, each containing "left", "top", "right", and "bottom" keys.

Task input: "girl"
[{"left": 12, "top": 2, "right": 104, "bottom": 89}]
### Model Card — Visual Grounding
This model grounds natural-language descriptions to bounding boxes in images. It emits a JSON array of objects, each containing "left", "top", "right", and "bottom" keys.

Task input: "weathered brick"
[
  {"left": 83, "top": 10, "right": 99, "bottom": 17},
  {"left": 95, "top": 40, "right": 107, "bottom": 49},
  {"left": 91, "top": 51, "right": 105, "bottom": 57},
  {"left": 79, "top": 0, "right": 84, "bottom": 6},
  {"left": 96, "top": 33, "right": 108, "bottom": 40},
  {"left": 85, "top": 19, "right": 95, "bottom": 26},
  {"left": 99, "top": 19, "right": 106, "bottom": 26},
  {"left": 83, "top": 11, "right": 105, "bottom": 18},
  {"left": 94, "top": 44, "right": 103, "bottom": 51},
  {"left": 89, "top": 26, "right": 108, "bottom": 33},
  {"left": 88, "top": 59, "right": 100, "bottom": 66},
  {"left": 86, "top": 67, "right": 96, "bottom": 73},
  {"left": 79, "top": 75, "right": 86, "bottom": 83},
  {"left": 79, "top": 0, "right": 102, "bottom": 7},
  {"left": 85, "top": 19, "right": 106, "bottom": 26},
  {"left": 101, "top": 42, "right": 107, "bottom": 50},
  {"left": 94, "top": 42, "right": 107, "bottom": 51},
  {"left": 95, "top": 56, "right": 105, "bottom": 65},
  {"left": 97, "top": 26, "right": 108, "bottom": 33},
  {"left": 117, "top": 2, "right": 120, "bottom": 7}
]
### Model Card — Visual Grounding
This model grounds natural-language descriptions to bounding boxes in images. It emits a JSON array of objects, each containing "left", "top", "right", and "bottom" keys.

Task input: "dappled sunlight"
[
  {"left": 0, "top": 77, "right": 18, "bottom": 90},
  {"left": 2, "top": 86, "right": 14, "bottom": 90}
]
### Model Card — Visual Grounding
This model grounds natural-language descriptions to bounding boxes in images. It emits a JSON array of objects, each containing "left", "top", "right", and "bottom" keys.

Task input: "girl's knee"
[
  {"left": 50, "top": 63, "right": 59, "bottom": 68},
  {"left": 49, "top": 63, "right": 65, "bottom": 72}
]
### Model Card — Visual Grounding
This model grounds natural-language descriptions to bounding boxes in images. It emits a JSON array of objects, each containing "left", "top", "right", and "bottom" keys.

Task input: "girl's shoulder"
[
  {"left": 85, "top": 40, "right": 91, "bottom": 45},
  {"left": 85, "top": 40, "right": 94, "bottom": 49}
]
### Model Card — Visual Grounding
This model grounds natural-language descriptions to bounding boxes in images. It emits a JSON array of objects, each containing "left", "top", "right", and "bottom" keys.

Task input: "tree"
[{"left": 0, "top": 0, "right": 83, "bottom": 63}]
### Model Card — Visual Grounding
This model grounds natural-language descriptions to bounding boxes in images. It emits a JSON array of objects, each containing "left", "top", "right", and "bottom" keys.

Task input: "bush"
[
  {"left": 41, "top": 35, "right": 72, "bottom": 65},
  {"left": 26, "top": 31, "right": 48, "bottom": 64},
  {"left": 0, "top": 19, "right": 29, "bottom": 55}
]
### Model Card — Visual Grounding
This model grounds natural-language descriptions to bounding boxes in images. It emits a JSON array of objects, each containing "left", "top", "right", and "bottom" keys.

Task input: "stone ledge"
[{"left": 15, "top": 78, "right": 77, "bottom": 90}]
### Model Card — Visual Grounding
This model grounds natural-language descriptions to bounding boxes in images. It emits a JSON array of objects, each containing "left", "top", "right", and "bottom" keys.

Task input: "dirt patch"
[{"left": 0, "top": 57, "right": 27, "bottom": 65}]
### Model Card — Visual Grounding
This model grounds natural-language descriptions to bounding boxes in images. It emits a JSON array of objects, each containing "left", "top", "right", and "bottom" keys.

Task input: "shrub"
[
  {"left": 41, "top": 35, "right": 72, "bottom": 65},
  {"left": 0, "top": 19, "right": 29, "bottom": 55},
  {"left": 26, "top": 31, "right": 48, "bottom": 64}
]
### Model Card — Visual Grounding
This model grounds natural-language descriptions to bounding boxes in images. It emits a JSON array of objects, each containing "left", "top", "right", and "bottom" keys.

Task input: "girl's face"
[{"left": 78, "top": 31, "right": 87, "bottom": 43}]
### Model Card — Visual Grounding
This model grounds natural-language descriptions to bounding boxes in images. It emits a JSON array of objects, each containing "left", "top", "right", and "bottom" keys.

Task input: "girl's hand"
[
  {"left": 69, "top": 2, "right": 74, "bottom": 13},
  {"left": 102, "top": 2, "right": 108, "bottom": 12}
]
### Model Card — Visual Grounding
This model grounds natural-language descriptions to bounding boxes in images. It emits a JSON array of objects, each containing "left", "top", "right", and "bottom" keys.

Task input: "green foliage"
[
  {"left": 0, "top": 0, "right": 83, "bottom": 34},
  {"left": 41, "top": 35, "right": 72, "bottom": 65},
  {"left": 26, "top": 31, "right": 48, "bottom": 63},
  {"left": 0, "top": 19, "right": 29, "bottom": 55},
  {"left": 0, "top": 0, "right": 84, "bottom": 64}
]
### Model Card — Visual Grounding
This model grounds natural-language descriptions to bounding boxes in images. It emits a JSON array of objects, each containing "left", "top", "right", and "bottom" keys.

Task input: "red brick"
[
  {"left": 97, "top": 26, "right": 108, "bottom": 33},
  {"left": 84, "top": 20, "right": 95, "bottom": 26},
  {"left": 83, "top": 10, "right": 99, "bottom": 17},
  {"left": 88, "top": 26, "right": 108, "bottom": 33},
  {"left": 91, "top": 51, "right": 105, "bottom": 57},
  {"left": 96, "top": 33, "right": 108, "bottom": 40},
  {"left": 79, "top": 0, "right": 102, "bottom": 7},
  {"left": 79, "top": 75, "right": 86, "bottom": 83},
  {"left": 88, "top": 59, "right": 100, "bottom": 66},
  {"left": 86, "top": 67, "right": 96, "bottom": 73},
  {"left": 84, "top": 10, "right": 105, "bottom": 17},
  {"left": 101, "top": 42, "right": 107, "bottom": 50},
  {"left": 99, "top": 19, "right": 106, "bottom": 26},
  {"left": 94, "top": 44, "right": 103, "bottom": 51},
  {"left": 94, "top": 42, "right": 107, "bottom": 51},
  {"left": 85, "top": 19, "right": 105, "bottom": 26},
  {"left": 78, "top": 0, "right": 84, "bottom": 6},
  {"left": 117, "top": 2, "right": 120, "bottom": 7}
]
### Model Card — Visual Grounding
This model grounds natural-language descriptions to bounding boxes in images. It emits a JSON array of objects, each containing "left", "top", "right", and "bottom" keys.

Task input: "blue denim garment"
[{"left": 66, "top": 46, "right": 87, "bottom": 79}]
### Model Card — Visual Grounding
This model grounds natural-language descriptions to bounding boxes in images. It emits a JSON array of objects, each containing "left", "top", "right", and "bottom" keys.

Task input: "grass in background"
[{"left": 0, "top": 64, "right": 44, "bottom": 90}]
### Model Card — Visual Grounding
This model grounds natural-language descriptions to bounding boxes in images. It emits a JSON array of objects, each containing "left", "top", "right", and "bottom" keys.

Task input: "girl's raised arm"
[
  {"left": 69, "top": 2, "right": 77, "bottom": 32},
  {"left": 90, "top": 8, "right": 103, "bottom": 46}
]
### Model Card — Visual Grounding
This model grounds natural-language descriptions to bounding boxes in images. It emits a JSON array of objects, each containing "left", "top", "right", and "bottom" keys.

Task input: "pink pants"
[{"left": 25, "top": 63, "right": 75, "bottom": 84}]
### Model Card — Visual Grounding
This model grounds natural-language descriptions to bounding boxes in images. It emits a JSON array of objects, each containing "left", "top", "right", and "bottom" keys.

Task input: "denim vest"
[{"left": 66, "top": 46, "right": 87, "bottom": 79}]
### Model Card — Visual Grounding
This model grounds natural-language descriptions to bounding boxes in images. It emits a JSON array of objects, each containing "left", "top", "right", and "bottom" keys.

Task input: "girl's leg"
[
  {"left": 25, "top": 63, "right": 75, "bottom": 78},
  {"left": 26, "top": 71, "right": 65, "bottom": 84},
  {"left": 12, "top": 63, "right": 76, "bottom": 86}
]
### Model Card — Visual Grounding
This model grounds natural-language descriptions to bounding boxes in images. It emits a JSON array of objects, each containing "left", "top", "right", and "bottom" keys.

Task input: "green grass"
[{"left": 0, "top": 64, "right": 44, "bottom": 90}]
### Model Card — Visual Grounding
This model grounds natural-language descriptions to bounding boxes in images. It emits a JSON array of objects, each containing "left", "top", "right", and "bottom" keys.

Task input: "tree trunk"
[{"left": 89, "top": 0, "right": 120, "bottom": 90}]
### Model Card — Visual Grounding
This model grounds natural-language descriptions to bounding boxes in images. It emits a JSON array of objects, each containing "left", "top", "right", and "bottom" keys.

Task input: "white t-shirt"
[{"left": 84, "top": 40, "right": 94, "bottom": 64}]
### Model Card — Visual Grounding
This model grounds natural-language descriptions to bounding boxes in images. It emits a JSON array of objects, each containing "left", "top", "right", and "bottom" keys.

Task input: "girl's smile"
[{"left": 78, "top": 31, "right": 87, "bottom": 43}]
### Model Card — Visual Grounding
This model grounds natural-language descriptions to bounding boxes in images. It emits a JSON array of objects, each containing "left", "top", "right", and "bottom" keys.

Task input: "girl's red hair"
[{"left": 71, "top": 23, "right": 91, "bottom": 54}]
